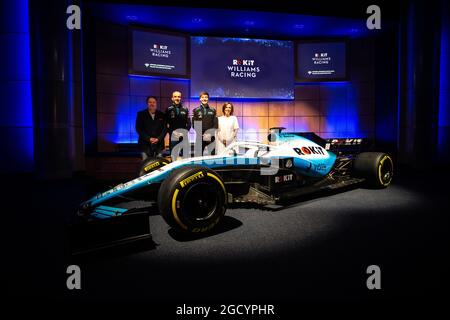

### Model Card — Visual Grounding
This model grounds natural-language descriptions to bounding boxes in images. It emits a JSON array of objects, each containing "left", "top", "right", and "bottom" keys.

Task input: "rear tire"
[
  {"left": 353, "top": 152, "right": 394, "bottom": 188},
  {"left": 157, "top": 165, "right": 227, "bottom": 233},
  {"left": 138, "top": 157, "right": 170, "bottom": 177}
]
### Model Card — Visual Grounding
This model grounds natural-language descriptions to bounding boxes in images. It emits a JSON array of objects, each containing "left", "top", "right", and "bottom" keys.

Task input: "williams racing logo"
[
  {"left": 228, "top": 59, "right": 261, "bottom": 78},
  {"left": 312, "top": 52, "right": 331, "bottom": 65},
  {"left": 150, "top": 43, "right": 171, "bottom": 58},
  {"left": 293, "top": 146, "right": 326, "bottom": 156}
]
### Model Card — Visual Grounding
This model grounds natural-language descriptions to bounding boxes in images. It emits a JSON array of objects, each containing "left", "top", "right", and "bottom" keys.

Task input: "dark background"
[
  {"left": 92, "top": 23, "right": 377, "bottom": 171},
  {"left": 2, "top": 0, "right": 449, "bottom": 314}
]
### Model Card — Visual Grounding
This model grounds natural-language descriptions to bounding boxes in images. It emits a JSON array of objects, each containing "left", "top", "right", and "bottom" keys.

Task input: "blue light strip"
[
  {"left": 438, "top": 17, "right": 449, "bottom": 128},
  {"left": 294, "top": 81, "right": 349, "bottom": 85},
  {"left": 23, "top": 0, "right": 34, "bottom": 168},
  {"left": 438, "top": 5, "right": 449, "bottom": 156},
  {"left": 1, "top": 0, "right": 34, "bottom": 172},
  {"left": 128, "top": 74, "right": 190, "bottom": 81},
  {"left": 192, "top": 97, "right": 295, "bottom": 101}
]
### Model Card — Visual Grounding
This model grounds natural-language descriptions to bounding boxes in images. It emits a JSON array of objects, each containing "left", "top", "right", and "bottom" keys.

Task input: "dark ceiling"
[
  {"left": 86, "top": 0, "right": 404, "bottom": 20},
  {"left": 86, "top": 0, "right": 400, "bottom": 39}
]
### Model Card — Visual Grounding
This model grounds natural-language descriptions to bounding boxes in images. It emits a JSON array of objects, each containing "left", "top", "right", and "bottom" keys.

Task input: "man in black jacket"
[
  {"left": 192, "top": 91, "right": 218, "bottom": 155},
  {"left": 165, "top": 91, "right": 191, "bottom": 157},
  {"left": 136, "top": 96, "right": 167, "bottom": 159}
]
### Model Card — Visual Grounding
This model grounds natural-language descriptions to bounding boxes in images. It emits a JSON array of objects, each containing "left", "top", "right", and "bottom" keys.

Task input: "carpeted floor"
[{"left": 6, "top": 171, "right": 450, "bottom": 307}]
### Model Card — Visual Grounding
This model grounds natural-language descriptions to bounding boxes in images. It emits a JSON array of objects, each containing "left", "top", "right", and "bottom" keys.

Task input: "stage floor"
[{"left": 6, "top": 169, "right": 450, "bottom": 305}]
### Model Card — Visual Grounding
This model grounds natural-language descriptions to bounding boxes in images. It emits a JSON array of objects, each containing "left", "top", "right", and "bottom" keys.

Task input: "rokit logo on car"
[
  {"left": 293, "top": 146, "right": 326, "bottom": 156},
  {"left": 274, "top": 174, "right": 293, "bottom": 183}
]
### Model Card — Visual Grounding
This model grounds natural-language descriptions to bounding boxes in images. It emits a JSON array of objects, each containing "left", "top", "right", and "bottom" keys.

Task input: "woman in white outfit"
[{"left": 216, "top": 102, "right": 239, "bottom": 155}]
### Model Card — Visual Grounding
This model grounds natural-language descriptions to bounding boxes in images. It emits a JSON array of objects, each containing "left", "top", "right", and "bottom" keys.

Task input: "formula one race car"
[{"left": 78, "top": 129, "right": 394, "bottom": 234}]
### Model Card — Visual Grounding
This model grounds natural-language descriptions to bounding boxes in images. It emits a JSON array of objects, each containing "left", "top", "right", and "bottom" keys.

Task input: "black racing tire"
[
  {"left": 138, "top": 157, "right": 170, "bottom": 177},
  {"left": 157, "top": 165, "right": 227, "bottom": 233},
  {"left": 353, "top": 152, "right": 394, "bottom": 188}
]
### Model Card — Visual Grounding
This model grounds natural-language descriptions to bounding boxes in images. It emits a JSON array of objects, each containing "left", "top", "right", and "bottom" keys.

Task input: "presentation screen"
[
  {"left": 191, "top": 37, "right": 294, "bottom": 99},
  {"left": 129, "top": 28, "right": 189, "bottom": 78},
  {"left": 296, "top": 41, "right": 347, "bottom": 81}
]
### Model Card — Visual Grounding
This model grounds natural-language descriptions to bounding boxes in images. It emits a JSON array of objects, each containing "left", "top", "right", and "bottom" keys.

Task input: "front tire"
[
  {"left": 157, "top": 165, "right": 227, "bottom": 233},
  {"left": 353, "top": 152, "right": 394, "bottom": 188}
]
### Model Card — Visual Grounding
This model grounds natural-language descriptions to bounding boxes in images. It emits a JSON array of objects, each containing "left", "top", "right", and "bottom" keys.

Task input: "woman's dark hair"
[
  {"left": 146, "top": 96, "right": 158, "bottom": 103},
  {"left": 222, "top": 102, "right": 234, "bottom": 115}
]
